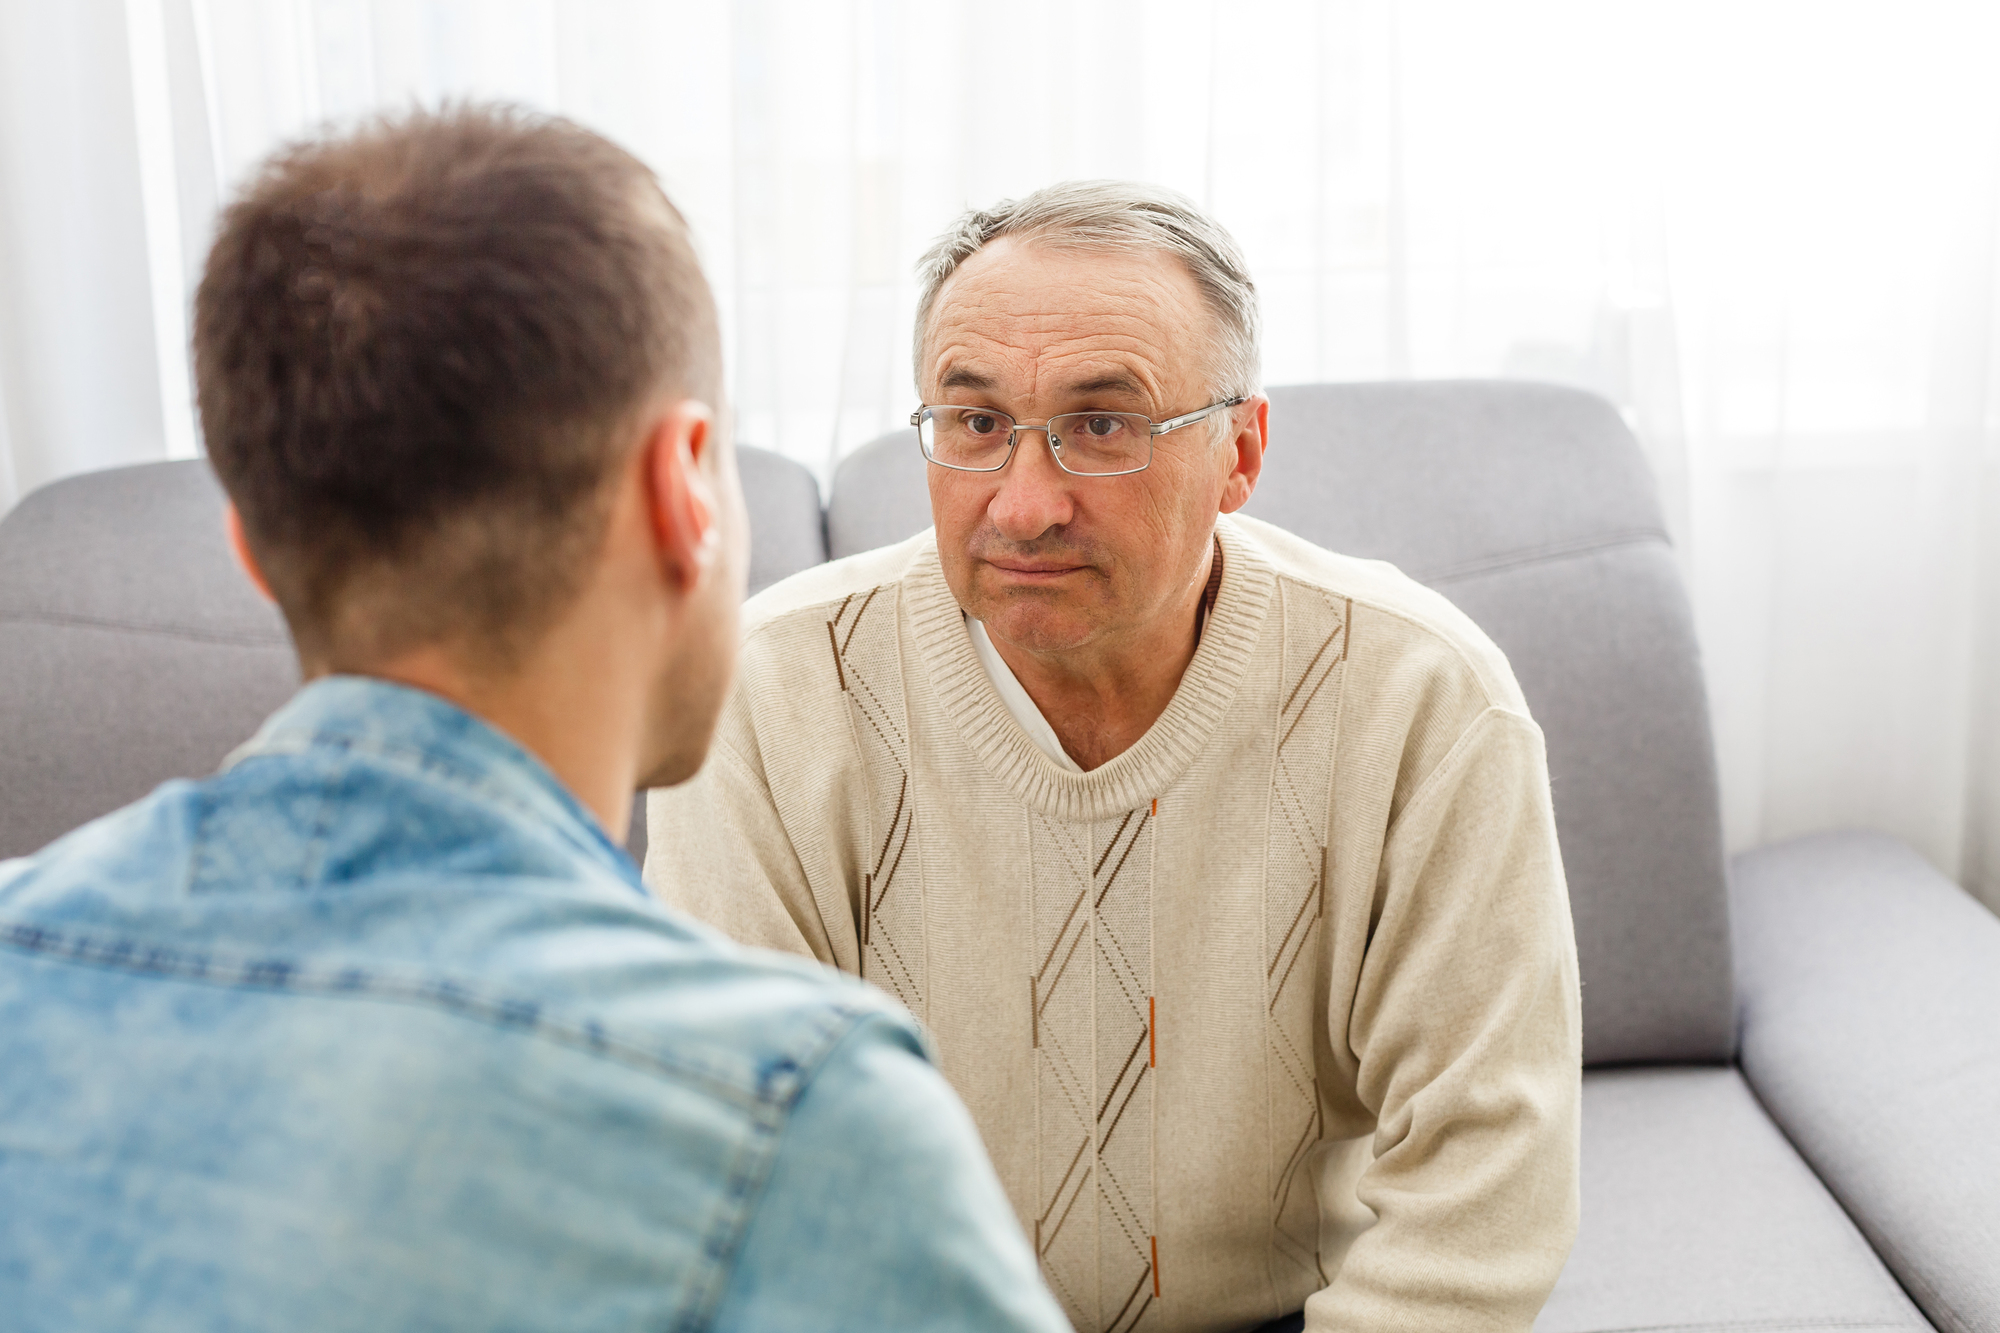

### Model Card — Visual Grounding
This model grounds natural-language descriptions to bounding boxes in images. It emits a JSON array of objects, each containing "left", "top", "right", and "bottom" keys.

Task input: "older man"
[{"left": 648, "top": 182, "right": 1581, "bottom": 1333}]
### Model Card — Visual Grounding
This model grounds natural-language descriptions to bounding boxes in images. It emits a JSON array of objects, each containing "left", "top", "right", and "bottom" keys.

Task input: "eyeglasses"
[{"left": 910, "top": 397, "right": 1247, "bottom": 476}]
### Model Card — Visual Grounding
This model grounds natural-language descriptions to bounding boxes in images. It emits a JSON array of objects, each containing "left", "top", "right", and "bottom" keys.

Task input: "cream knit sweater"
[{"left": 646, "top": 514, "right": 1581, "bottom": 1333}]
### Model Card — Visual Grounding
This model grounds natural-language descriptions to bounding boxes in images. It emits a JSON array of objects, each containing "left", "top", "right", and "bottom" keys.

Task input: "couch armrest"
[{"left": 1732, "top": 831, "right": 2000, "bottom": 1333}]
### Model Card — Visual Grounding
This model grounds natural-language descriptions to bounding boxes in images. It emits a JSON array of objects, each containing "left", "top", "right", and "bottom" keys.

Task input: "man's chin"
[{"left": 976, "top": 601, "right": 1104, "bottom": 656}]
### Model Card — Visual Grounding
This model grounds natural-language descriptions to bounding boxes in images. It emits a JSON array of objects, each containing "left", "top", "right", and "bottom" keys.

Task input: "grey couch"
[{"left": 3, "top": 382, "right": 1994, "bottom": 1332}]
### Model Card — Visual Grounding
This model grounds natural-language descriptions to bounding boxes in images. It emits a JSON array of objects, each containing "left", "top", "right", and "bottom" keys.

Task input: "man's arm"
[
  {"left": 709, "top": 1013, "right": 1071, "bottom": 1333},
  {"left": 1312, "top": 707, "right": 1582, "bottom": 1331}
]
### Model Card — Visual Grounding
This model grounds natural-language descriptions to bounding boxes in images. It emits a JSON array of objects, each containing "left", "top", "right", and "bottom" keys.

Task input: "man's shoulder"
[
  {"left": 740, "top": 530, "right": 934, "bottom": 643},
  {"left": 0, "top": 790, "right": 929, "bottom": 1329},
  {"left": 470, "top": 895, "right": 924, "bottom": 1105},
  {"left": 1228, "top": 513, "right": 1528, "bottom": 716},
  {"left": 718, "top": 531, "right": 935, "bottom": 733},
  {"left": 0, "top": 775, "right": 916, "bottom": 1113}
]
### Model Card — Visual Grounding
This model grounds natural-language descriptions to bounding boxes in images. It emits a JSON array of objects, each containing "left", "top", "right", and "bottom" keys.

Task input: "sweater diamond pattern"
[
  {"left": 829, "top": 586, "right": 926, "bottom": 1016},
  {"left": 1032, "top": 806, "right": 1156, "bottom": 1332},
  {"left": 1265, "top": 585, "right": 1349, "bottom": 1287}
]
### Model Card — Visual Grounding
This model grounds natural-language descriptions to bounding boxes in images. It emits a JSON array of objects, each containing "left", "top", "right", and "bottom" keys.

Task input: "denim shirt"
[{"left": 0, "top": 677, "right": 1066, "bottom": 1333}]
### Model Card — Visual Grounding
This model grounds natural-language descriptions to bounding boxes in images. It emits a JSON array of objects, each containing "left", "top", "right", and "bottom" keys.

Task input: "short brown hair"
[{"left": 195, "top": 104, "right": 719, "bottom": 666}]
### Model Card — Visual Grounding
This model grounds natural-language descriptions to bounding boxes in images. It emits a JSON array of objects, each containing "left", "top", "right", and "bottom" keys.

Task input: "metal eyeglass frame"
[{"left": 909, "top": 396, "right": 1248, "bottom": 476}]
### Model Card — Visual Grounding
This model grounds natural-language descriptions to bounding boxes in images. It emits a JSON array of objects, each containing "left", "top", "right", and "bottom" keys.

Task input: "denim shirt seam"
[
  {"left": 0, "top": 916, "right": 863, "bottom": 1113},
  {"left": 669, "top": 1005, "right": 873, "bottom": 1332}
]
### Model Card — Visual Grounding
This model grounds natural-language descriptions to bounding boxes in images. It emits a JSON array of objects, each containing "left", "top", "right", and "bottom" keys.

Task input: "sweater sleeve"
[
  {"left": 646, "top": 589, "right": 898, "bottom": 978},
  {"left": 645, "top": 740, "right": 830, "bottom": 964},
  {"left": 1307, "top": 707, "right": 1582, "bottom": 1332}
]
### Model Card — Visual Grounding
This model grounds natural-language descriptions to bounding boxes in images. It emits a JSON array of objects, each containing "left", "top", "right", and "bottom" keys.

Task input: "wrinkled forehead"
[{"left": 921, "top": 238, "right": 1213, "bottom": 405}]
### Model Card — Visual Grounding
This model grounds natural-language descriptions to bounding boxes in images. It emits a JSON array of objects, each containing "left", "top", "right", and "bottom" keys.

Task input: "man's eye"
[
  {"left": 1084, "top": 415, "right": 1124, "bottom": 437},
  {"left": 965, "top": 413, "right": 1001, "bottom": 435}
]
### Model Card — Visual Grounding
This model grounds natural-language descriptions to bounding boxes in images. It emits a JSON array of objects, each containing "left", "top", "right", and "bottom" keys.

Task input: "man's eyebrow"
[
  {"left": 1063, "top": 373, "right": 1149, "bottom": 398},
  {"left": 938, "top": 367, "right": 997, "bottom": 392}
]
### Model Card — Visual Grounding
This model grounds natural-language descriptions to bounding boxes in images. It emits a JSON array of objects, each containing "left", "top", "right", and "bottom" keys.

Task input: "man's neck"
[
  {"left": 987, "top": 539, "right": 1221, "bottom": 772},
  {"left": 326, "top": 641, "right": 643, "bottom": 846}
]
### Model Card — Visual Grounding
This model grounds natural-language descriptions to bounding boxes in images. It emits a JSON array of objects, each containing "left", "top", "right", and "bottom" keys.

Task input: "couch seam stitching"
[
  {"left": 1414, "top": 528, "right": 1669, "bottom": 586},
  {"left": 0, "top": 608, "right": 286, "bottom": 648}
]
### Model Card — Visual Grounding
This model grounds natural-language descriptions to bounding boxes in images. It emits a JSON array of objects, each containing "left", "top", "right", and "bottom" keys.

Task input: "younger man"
[{"left": 0, "top": 107, "right": 1064, "bottom": 1332}]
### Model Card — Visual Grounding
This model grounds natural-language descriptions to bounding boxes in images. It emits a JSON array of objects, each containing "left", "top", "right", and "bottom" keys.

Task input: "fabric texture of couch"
[{"left": 3, "top": 382, "right": 1994, "bottom": 1332}]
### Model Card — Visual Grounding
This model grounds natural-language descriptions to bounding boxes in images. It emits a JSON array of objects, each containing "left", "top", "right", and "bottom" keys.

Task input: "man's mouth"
[{"left": 986, "top": 557, "right": 1087, "bottom": 580}]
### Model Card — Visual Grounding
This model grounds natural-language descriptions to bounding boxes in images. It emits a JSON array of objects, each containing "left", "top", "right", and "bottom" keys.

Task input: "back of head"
[{"left": 195, "top": 104, "right": 721, "bottom": 670}]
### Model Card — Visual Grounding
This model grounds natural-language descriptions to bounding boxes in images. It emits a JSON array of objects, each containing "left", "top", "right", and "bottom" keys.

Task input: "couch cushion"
[
  {"left": 0, "top": 446, "right": 824, "bottom": 866},
  {"left": 826, "top": 382, "right": 1734, "bottom": 1064},
  {"left": 738, "top": 444, "right": 827, "bottom": 595},
  {"left": 827, "top": 425, "right": 931, "bottom": 559},
  {"left": 0, "top": 462, "right": 295, "bottom": 861},
  {"left": 1537, "top": 1066, "right": 1931, "bottom": 1332},
  {"left": 1433, "top": 543, "right": 1730, "bottom": 1064},
  {"left": 1733, "top": 833, "right": 2000, "bottom": 1333}
]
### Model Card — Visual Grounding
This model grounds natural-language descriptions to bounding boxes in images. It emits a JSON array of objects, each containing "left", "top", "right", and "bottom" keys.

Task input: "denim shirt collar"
[{"left": 226, "top": 675, "right": 642, "bottom": 893}]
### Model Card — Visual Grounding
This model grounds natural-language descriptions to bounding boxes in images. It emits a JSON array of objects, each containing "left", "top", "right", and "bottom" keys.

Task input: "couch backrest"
[
  {"left": 0, "top": 461, "right": 297, "bottom": 862},
  {"left": 3, "top": 396, "right": 1730, "bottom": 1064},
  {"left": 739, "top": 445, "right": 831, "bottom": 593},
  {"left": 826, "top": 381, "right": 1734, "bottom": 1066},
  {"left": 0, "top": 446, "right": 827, "bottom": 868}
]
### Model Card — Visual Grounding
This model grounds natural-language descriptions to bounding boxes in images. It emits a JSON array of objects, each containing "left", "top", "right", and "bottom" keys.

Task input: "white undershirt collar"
[{"left": 964, "top": 616, "right": 1085, "bottom": 773}]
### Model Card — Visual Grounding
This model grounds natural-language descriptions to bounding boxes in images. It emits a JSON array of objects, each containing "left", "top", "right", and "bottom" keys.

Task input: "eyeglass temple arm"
[{"left": 1150, "top": 396, "right": 1249, "bottom": 436}]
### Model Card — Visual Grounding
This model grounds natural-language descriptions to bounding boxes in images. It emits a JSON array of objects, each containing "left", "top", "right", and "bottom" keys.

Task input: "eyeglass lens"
[{"left": 920, "top": 408, "right": 1152, "bottom": 474}]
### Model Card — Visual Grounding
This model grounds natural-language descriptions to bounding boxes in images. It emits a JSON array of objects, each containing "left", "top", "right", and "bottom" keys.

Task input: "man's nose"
[{"left": 988, "top": 426, "right": 1076, "bottom": 540}]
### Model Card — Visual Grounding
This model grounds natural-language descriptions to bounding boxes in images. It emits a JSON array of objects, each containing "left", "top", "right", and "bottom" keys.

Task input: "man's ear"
[
  {"left": 224, "top": 504, "right": 277, "bottom": 603},
  {"left": 1218, "top": 394, "right": 1270, "bottom": 515},
  {"left": 642, "top": 399, "right": 720, "bottom": 591}
]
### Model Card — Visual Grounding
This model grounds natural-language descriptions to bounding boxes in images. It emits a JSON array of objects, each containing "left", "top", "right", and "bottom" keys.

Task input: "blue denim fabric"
[{"left": 0, "top": 677, "right": 1065, "bottom": 1333}]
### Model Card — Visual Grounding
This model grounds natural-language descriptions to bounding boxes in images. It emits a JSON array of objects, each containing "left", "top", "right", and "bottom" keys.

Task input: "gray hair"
[{"left": 912, "top": 180, "right": 1261, "bottom": 401}]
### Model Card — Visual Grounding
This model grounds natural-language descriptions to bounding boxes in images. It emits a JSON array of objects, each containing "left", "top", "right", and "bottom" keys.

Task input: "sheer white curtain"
[{"left": 2, "top": 0, "right": 1996, "bottom": 906}]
